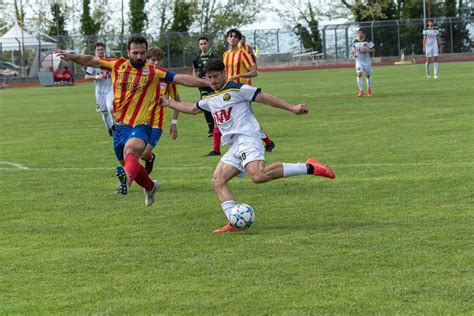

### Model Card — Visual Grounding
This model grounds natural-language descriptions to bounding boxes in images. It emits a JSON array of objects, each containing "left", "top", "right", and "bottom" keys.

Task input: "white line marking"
[
  {"left": 0, "top": 162, "right": 472, "bottom": 172},
  {"left": 0, "top": 161, "right": 29, "bottom": 170}
]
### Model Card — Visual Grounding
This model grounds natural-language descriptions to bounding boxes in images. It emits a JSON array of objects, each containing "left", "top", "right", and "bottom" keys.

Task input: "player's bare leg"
[{"left": 211, "top": 162, "right": 241, "bottom": 233}]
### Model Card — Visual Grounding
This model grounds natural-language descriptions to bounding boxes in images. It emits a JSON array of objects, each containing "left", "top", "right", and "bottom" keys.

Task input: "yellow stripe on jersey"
[
  {"left": 147, "top": 82, "right": 180, "bottom": 129},
  {"left": 223, "top": 49, "right": 254, "bottom": 84},
  {"left": 99, "top": 57, "right": 170, "bottom": 127}
]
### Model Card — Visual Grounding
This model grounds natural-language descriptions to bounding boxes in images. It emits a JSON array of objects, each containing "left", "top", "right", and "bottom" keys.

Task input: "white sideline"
[{"left": 0, "top": 161, "right": 473, "bottom": 171}]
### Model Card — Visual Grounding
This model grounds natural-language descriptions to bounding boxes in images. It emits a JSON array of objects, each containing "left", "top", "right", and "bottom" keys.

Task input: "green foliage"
[
  {"left": 48, "top": 3, "right": 68, "bottom": 37},
  {"left": 169, "top": 0, "right": 194, "bottom": 32},
  {"left": 293, "top": 2, "right": 322, "bottom": 52},
  {"left": 80, "top": 0, "right": 100, "bottom": 37},
  {"left": 439, "top": 0, "right": 471, "bottom": 53},
  {"left": 129, "top": 0, "right": 148, "bottom": 35},
  {"left": 0, "top": 63, "right": 473, "bottom": 313}
]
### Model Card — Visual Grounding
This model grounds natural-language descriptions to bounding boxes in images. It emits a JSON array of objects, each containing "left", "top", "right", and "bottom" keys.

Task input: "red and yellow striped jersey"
[
  {"left": 223, "top": 49, "right": 254, "bottom": 84},
  {"left": 99, "top": 57, "right": 175, "bottom": 127},
  {"left": 239, "top": 43, "right": 257, "bottom": 65},
  {"left": 147, "top": 82, "right": 179, "bottom": 129}
]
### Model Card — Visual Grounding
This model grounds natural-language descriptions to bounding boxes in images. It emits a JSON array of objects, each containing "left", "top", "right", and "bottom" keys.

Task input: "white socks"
[
  {"left": 425, "top": 62, "right": 430, "bottom": 76},
  {"left": 357, "top": 77, "right": 363, "bottom": 90},
  {"left": 221, "top": 200, "right": 237, "bottom": 220},
  {"left": 282, "top": 163, "right": 307, "bottom": 177},
  {"left": 434, "top": 62, "right": 438, "bottom": 76},
  {"left": 101, "top": 111, "right": 114, "bottom": 129},
  {"left": 366, "top": 76, "right": 372, "bottom": 89}
]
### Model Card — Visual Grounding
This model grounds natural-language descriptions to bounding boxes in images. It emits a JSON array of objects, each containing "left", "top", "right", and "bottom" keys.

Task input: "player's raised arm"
[
  {"left": 254, "top": 92, "right": 308, "bottom": 115},
  {"left": 54, "top": 49, "right": 100, "bottom": 68},
  {"left": 161, "top": 96, "right": 202, "bottom": 115},
  {"left": 172, "top": 74, "right": 209, "bottom": 88}
]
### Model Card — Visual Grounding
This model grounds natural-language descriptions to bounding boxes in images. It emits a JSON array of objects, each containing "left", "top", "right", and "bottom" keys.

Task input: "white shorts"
[
  {"left": 221, "top": 134, "right": 265, "bottom": 177},
  {"left": 425, "top": 46, "right": 439, "bottom": 58},
  {"left": 355, "top": 61, "right": 372, "bottom": 75},
  {"left": 96, "top": 90, "right": 114, "bottom": 113}
]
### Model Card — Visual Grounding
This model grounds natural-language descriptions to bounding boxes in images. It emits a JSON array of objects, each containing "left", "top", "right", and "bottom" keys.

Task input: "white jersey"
[
  {"left": 352, "top": 40, "right": 374, "bottom": 65},
  {"left": 196, "top": 82, "right": 264, "bottom": 145},
  {"left": 423, "top": 28, "right": 440, "bottom": 48},
  {"left": 85, "top": 67, "right": 112, "bottom": 96}
]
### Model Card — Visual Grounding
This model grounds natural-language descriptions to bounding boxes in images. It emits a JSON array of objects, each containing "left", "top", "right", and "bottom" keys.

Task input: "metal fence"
[{"left": 0, "top": 16, "right": 472, "bottom": 78}]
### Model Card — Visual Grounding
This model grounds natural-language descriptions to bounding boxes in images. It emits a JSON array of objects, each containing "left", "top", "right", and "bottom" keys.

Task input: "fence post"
[
  {"left": 371, "top": 20, "right": 375, "bottom": 44},
  {"left": 345, "top": 24, "right": 349, "bottom": 59},
  {"left": 335, "top": 24, "right": 339, "bottom": 59},
  {"left": 449, "top": 17, "right": 454, "bottom": 53},
  {"left": 276, "top": 28, "right": 280, "bottom": 52},
  {"left": 322, "top": 25, "right": 327, "bottom": 59},
  {"left": 396, "top": 20, "right": 400, "bottom": 57},
  {"left": 167, "top": 34, "right": 171, "bottom": 67}
]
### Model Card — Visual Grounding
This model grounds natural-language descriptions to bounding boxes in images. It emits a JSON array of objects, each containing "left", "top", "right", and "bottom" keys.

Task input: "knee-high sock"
[
  {"left": 357, "top": 77, "right": 363, "bottom": 90},
  {"left": 124, "top": 153, "right": 153, "bottom": 190},
  {"left": 283, "top": 163, "right": 307, "bottom": 177},
  {"left": 425, "top": 62, "right": 430, "bottom": 76},
  {"left": 366, "top": 76, "right": 372, "bottom": 89},
  {"left": 261, "top": 131, "right": 273, "bottom": 146},
  {"left": 221, "top": 200, "right": 237, "bottom": 220},
  {"left": 213, "top": 126, "right": 221, "bottom": 152},
  {"left": 101, "top": 111, "right": 113, "bottom": 129},
  {"left": 204, "top": 111, "right": 214, "bottom": 130},
  {"left": 434, "top": 62, "right": 438, "bottom": 76}
]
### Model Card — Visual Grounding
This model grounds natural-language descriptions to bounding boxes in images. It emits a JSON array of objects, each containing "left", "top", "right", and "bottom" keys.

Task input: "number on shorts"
[{"left": 240, "top": 152, "right": 247, "bottom": 161}]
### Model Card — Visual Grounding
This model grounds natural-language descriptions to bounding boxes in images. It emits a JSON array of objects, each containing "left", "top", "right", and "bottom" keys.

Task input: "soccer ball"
[{"left": 229, "top": 203, "right": 255, "bottom": 229}]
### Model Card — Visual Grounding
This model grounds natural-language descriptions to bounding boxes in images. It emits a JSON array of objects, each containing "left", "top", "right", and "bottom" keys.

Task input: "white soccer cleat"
[
  {"left": 433, "top": 75, "right": 438, "bottom": 79},
  {"left": 144, "top": 180, "right": 160, "bottom": 207},
  {"left": 426, "top": 75, "right": 430, "bottom": 79}
]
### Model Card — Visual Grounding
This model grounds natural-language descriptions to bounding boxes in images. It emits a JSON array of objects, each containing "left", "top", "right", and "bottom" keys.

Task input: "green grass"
[{"left": 0, "top": 62, "right": 473, "bottom": 313}]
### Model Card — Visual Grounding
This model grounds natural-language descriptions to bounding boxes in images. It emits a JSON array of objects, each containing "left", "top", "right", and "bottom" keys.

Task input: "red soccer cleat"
[
  {"left": 367, "top": 88, "right": 372, "bottom": 96},
  {"left": 306, "top": 159, "right": 336, "bottom": 179},
  {"left": 212, "top": 223, "right": 243, "bottom": 234},
  {"left": 358, "top": 89, "right": 364, "bottom": 97}
]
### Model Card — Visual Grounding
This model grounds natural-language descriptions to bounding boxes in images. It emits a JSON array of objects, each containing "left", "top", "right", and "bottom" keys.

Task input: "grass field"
[{"left": 0, "top": 62, "right": 473, "bottom": 313}]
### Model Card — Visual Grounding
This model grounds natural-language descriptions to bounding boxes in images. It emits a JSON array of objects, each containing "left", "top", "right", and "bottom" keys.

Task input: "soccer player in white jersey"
[
  {"left": 160, "top": 59, "right": 335, "bottom": 233},
  {"left": 84, "top": 42, "right": 114, "bottom": 136},
  {"left": 423, "top": 19, "right": 441, "bottom": 79},
  {"left": 352, "top": 29, "right": 375, "bottom": 97}
]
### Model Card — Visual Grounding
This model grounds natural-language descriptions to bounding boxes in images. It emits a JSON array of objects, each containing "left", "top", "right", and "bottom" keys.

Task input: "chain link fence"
[{"left": 0, "top": 16, "right": 472, "bottom": 78}]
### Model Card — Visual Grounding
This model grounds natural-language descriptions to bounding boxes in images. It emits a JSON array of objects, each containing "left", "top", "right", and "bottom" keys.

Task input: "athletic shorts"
[
  {"left": 221, "top": 134, "right": 265, "bottom": 177},
  {"left": 113, "top": 124, "right": 151, "bottom": 161},
  {"left": 355, "top": 61, "right": 372, "bottom": 75},
  {"left": 96, "top": 90, "right": 114, "bottom": 113},
  {"left": 149, "top": 128, "right": 163, "bottom": 148},
  {"left": 425, "top": 46, "right": 439, "bottom": 58}
]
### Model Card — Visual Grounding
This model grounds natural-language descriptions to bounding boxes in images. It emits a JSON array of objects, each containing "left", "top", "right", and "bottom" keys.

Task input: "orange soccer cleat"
[
  {"left": 306, "top": 159, "right": 336, "bottom": 179},
  {"left": 212, "top": 223, "right": 243, "bottom": 234},
  {"left": 367, "top": 88, "right": 372, "bottom": 96},
  {"left": 358, "top": 89, "right": 364, "bottom": 97}
]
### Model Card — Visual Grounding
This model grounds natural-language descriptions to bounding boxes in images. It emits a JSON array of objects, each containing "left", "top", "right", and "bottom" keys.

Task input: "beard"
[{"left": 130, "top": 58, "right": 145, "bottom": 68}]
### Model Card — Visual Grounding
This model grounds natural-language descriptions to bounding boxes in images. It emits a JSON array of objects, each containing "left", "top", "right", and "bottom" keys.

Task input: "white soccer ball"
[{"left": 229, "top": 203, "right": 255, "bottom": 229}]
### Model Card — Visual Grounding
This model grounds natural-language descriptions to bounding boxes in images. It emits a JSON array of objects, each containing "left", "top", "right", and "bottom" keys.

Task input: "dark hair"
[
  {"left": 198, "top": 36, "right": 209, "bottom": 42},
  {"left": 128, "top": 35, "right": 148, "bottom": 50},
  {"left": 226, "top": 28, "right": 242, "bottom": 40},
  {"left": 357, "top": 29, "right": 365, "bottom": 33},
  {"left": 147, "top": 47, "right": 164, "bottom": 61},
  {"left": 95, "top": 42, "right": 105, "bottom": 49},
  {"left": 205, "top": 59, "right": 225, "bottom": 73}
]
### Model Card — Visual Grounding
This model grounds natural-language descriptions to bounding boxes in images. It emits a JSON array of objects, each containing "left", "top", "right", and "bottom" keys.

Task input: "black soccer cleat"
[
  {"left": 204, "top": 150, "right": 221, "bottom": 157},
  {"left": 265, "top": 141, "right": 276, "bottom": 152}
]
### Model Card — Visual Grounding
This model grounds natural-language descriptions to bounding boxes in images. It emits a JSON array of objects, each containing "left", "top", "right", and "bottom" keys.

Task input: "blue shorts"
[
  {"left": 149, "top": 128, "right": 163, "bottom": 148},
  {"left": 113, "top": 124, "right": 151, "bottom": 161}
]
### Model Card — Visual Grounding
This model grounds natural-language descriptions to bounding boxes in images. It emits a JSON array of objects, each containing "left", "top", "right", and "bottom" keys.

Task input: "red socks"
[
  {"left": 124, "top": 153, "right": 154, "bottom": 191},
  {"left": 213, "top": 126, "right": 221, "bottom": 153},
  {"left": 262, "top": 135, "right": 273, "bottom": 146}
]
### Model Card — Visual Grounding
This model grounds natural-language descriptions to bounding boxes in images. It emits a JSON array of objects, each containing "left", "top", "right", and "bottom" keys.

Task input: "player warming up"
[
  {"left": 160, "top": 59, "right": 335, "bottom": 233},
  {"left": 54, "top": 36, "right": 208, "bottom": 207},
  {"left": 423, "top": 19, "right": 441, "bottom": 79},
  {"left": 352, "top": 29, "right": 375, "bottom": 97},
  {"left": 84, "top": 42, "right": 114, "bottom": 137}
]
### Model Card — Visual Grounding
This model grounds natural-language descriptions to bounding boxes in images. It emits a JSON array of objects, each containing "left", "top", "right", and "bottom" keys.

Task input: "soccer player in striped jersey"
[
  {"left": 84, "top": 42, "right": 114, "bottom": 137},
  {"left": 239, "top": 35, "right": 258, "bottom": 81},
  {"left": 207, "top": 28, "right": 274, "bottom": 157},
  {"left": 423, "top": 19, "right": 441, "bottom": 79},
  {"left": 141, "top": 47, "right": 180, "bottom": 175},
  {"left": 160, "top": 59, "right": 335, "bottom": 233},
  {"left": 53, "top": 36, "right": 208, "bottom": 207},
  {"left": 352, "top": 29, "right": 375, "bottom": 97}
]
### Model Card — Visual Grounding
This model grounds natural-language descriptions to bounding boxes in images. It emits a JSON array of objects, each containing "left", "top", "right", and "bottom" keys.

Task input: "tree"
[
  {"left": 80, "top": 0, "right": 100, "bottom": 36},
  {"left": 169, "top": 0, "right": 194, "bottom": 32},
  {"left": 440, "top": 0, "right": 471, "bottom": 53},
  {"left": 48, "top": 2, "right": 68, "bottom": 37},
  {"left": 192, "top": 0, "right": 265, "bottom": 43},
  {"left": 129, "top": 0, "right": 147, "bottom": 34}
]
